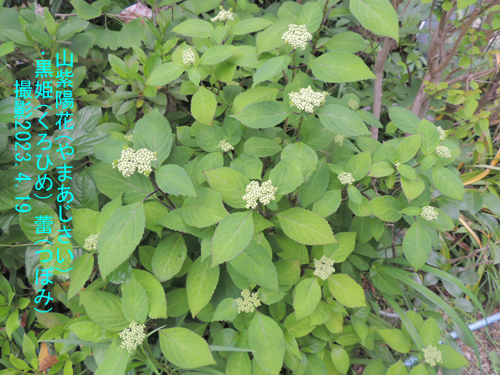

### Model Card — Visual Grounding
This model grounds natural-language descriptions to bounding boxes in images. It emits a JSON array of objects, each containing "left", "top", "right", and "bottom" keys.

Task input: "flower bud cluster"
[
  {"left": 112, "top": 146, "right": 157, "bottom": 177},
  {"left": 436, "top": 145, "right": 451, "bottom": 158},
  {"left": 226, "top": 81, "right": 240, "bottom": 86},
  {"left": 124, "top": 134, "right": 134, "bottom": 143},
  {"left": 289, "top": 86, "right": 328, "bottom": 113},
  {"left": 338, "top": 171, "right": 355, "bottom": 185},
  {"left": 273, "top": 137, "right": 283, "bottom": 145},
  {"left": 119, "top": 322, "right": 147, "bottom": 353},
  {"left": 347, "top": 99, "right": 359, "bottom": 110},
  {"left": 394, "top": 162, "right": 401, "bottom": 168},
  {"left": 236, "top": 289, "right": 261, "bottom": 313},
  {"left": 242, "top": 180, "right": 278, "bottom": 209},
  {"left": 421, "top": 206, "right": 439, "bottom": 221},
  {"left": 182, "top": 48, "right": 196, "bottom": 66},
  {"left": 437, "top": 126, "right": 446, "bottom": 141},
  {"left": 83, "top": 233, "right": 99, "bottom": 251},
  {"left": 211, "top": 7, "right": 234, "bottom": 22},
  {"left": 422, "top": 345, "right": 443, "bottom": 367},
  {"left": 313, "top": 255, "right": 335, "bottom": 280},
  {"left": 218, "top": 140, "right": 234, "bottom": 152},
  {"left": 335, "top": 134, "right": 347, "bottom": 146},
  {"left": 282, "top": 24, "right": 312, "bottom": 50}
]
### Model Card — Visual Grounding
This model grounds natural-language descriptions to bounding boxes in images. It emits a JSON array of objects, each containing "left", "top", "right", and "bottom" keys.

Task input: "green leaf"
[
  {"left": 205, "top": 167, "right": 250, "bottom": 209},
  {"left": 152, "top": 233, "right": 187, "bottom": 282},
  {"left": 324, "top": 31, "right": 366, "bottom": 53},
  {"left": 192, "top": 87, "right": 217, "bottom": 126},
  {"left": 432, "top": 166, "right": 464, "bottom": 201},
  {"left": 71, "top": 0, "right": 110, "bottom": 20},
  {"left": 401, "top": 177, "right": 425, "bottom": 202},
  {"left": 248, "top": 312, "right": 285, "bottom": 374},
  {"left": 377, "top": 330, "right": 410, "bottom": 353},
  {"left": 20, "top": 200, "right": 60, "bottom": 242},
  {"left": 230, "top": 239, "right": 279, "bottom": 291},
  {"left": 212, "top": 211, "right": 254, "bottom": 267},
  {"left": 277, "top": 208, "right": 336, "bottom": 245},
  {"left": 369, "top": 161, "right": 394, "bottom": 178},
  {"left": 316, "top": 105, "right": 371, "bottom": 136},
  {"left": 231, "top": 18, "right": 273, "bottom": 35},
  {"left": 133, "top": 109, "right": 173, "bottom": 166},
  {"left": 94, "top": 339, "right": 130, "bottom": 375},
  {"left": 97, "top": 202, "right": 145, "bottom": 280},
  {"left": 349, "top": 0, "right": 399, "bottom": 40},
  {"left": 186, "top": 256, "right": 220, "bottom": 318},
  {"left": 327, "top": 274, "right": 366, "bottom": 308},
  {"left": 200, "top": 46, "right": 240, "bottom": 65},
  {"left": 397, "top": 134, "right": 421, "bottom": 163},
  {"left": 418, "top": 318, "right": 441, "bottom": 347},
  {"left": 132, "top": 269, "right": 167, "bottom": 319},
  {"left": 371, "top": 196, "right": 402, "bottom": 222},
  {"left": 87, "top": 162, "right": 154, "bottom": 204},
  {"left": 172, "top": 19, "right": 215, "bottom": 38},
  {"left": 243, "top": 137, "right": 282, "bottom": 157},
  {"left": 457, "top": 0, "right": 475, "bottom": 9},
  {"left": 324, "top": 232, "right": 356, "bottom": 262},
  {"left": 409, "top": 364, "right": 429, "bottom": 375},
  {"left": 417, "top": 120, "right": 440, "bottom": 155},
  {"left": 226, "top": 352, "right": 251, "bottom": 375},
  {"left": 363, "top": 359, "right": 385, "bottom": 375},
  {"left": 297, "top": 158, "right": 330, "bottom": 208},
  {"left": 156, "top": 164, "right": 197, "bottom": 198},
  {"left": 297, "top": 2, "right": 323, "bottom": 33},
  {"left": 386, "top": 360, "right": 409, "bottom": 375},
  {"left": 122, "top": 275, "right": 148, "bottom": 324},
  {"left": 346, "top": 151, "right": 371, "bottom": 180},
  {"left": 330, "top": 344, "right": 350, "bottom": 374},
  {"left": 347, "top": 185, "right": 362, "bottom": 205},
  {"left": 253, "top": 56, "right": 291, "bottom": 87},
  {"left": 80, "top": 291, "right": 129, "bottom": 331},
  {"left": 68, "top": 253, "right": 94, "bottom": 300},
  {"left": 388, "top": 107, "right": 420, "bottom": 133},
  {"left": 437, "top": 343, "right": 468, "bottom": 369},
  {"left": 159, "top": 328, "right": 216, "bottom": 369},
  {"left": 309, "top": 52, "right": 375, "bottom": 83},
  {"left": 146, "top": 62, "right": 185, "bottom": 86},
  {"left": 312, "top": 189, "right": 342, "bottom": 217},
  {"left": 293, "top": 278, "right": 321, "bottom": 319},
  {"left": 213, "top": 298, "right": 238, "bottom": 322},
  {"left": 256, "top": 20, "right": 290, "bottom": 55},
  {"left": 182, "top": 187, "right": 229, "bottom": 228},
  {"left": 232, "top": 101, "right": 290, "bottom": 129}
]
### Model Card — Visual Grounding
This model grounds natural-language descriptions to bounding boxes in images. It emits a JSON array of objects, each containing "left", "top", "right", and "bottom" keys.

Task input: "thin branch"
[{"left": 371, "top": 37, "right": 392, "bottom": 139}]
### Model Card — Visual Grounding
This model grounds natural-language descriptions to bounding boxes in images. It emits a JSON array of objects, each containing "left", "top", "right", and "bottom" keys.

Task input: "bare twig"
[{"left": 372, "top": 37, "right": 392, "bottom": 139}]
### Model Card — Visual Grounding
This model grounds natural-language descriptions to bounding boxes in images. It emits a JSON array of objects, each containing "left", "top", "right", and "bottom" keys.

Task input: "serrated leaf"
[
  {"left": 97, "top": 202, "right": 146, "bottom": 280},
  {"left": 152, "top": 233, "right": 187, "bottom": 282},
  {"left": 121, "top": 275, "right": 148, "bottom": 324},
  {"left": 293, "top": 278, "right": 321, "bottom": 319},
  {"left": 316, "top": 104, "right": 371, "bottom": 136},
  {"left": 186, "top": 256, "right": 220, "bottom": 318},
  {"left": 232, "top": 101, "right": 290, "bottom": 129},
  {"left": 132, "top": 269, "right": 167, "bottom": 319},
  {"left": 432, "top": 166, "right": 464, "bottom": 201},
  {"left": 212, "top": 211, "right": 254, "bottom": 267},
  {"left": 248, "top": 312, "right": 285, "bottom": 374},
  {"left": 309, "top": 52, "right": 375, "bottom": 83},
  {"left": 80, "top": 291, "right": 129, "bottom": 331},
  {"left": 159, "top": 328, "right": 216, "bottom": 369},
  {"left": 349, "top": 0, "right": 399, "bottom": 41},
  {"left": 68, "top": 253, "right": 94, "bottom": 300},
  {"left": 182, "top": 188, "right": 229, "bottom": 228},
  {"left": 277, "top": 208, "right": 336, "bottom": 245},
  {"left": 172, "top": 19, "right": 214, "bottom": 38},
  {"left": 146, "top": 62, "right": 185, "bottom": 86},
  {"left": 205, "top": 167, "right": 250, "bottom": 209},
  {"left": 156, "top": 164, "right": 197, "bottom": 198},
  {"left": 192, "top": 87, "right": 217, "bottom": 126},
  {"left": 328, "top": 274, "right": 366, "bottom": 308}
]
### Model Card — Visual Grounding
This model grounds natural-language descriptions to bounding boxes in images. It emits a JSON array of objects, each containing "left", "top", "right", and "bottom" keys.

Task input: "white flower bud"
[
  {"left": 313, "top": 255, "right": 335, "bottom": 280},
  {"left": 437, "top": 126, "right": 446, "bottom": 141},
  {"left": 338, "top": 171, "right": 355, "bottom": 185},
  {"left": 211, "top": 7, "right": 234, "bottom": 22},
  {"left": 347, "top": 99, "right": 359, "bottom": 110},
  {"left": 421, "top": 206, "right": 439, "bottom": 221},
  {"left": 335, "top": 134, "right": 347, "bottom": 146},
  {"left": 422, "top": 345, "right": 443, "bottom": 367},
  {"left": 436, "top": 145, "right": 452, "bottom": 158},
  {"left": 83, "top": 233, "right": 99, "bottom": 251},
  {"left": 289, "top": 86, "right": 328, "bottom": 113},
  {"left": 235, "top": 289, "right": 261, "bottom": 313},
  {"left": 218, "top": 140, "right": 234, "bottom": 152},
  {"left": 182, "top": 48, "right": 196, "bottom": 66},
  {"left": 242, "top": 180, "right": 278, "bottom": 209},
  {"left": 119, "top": 322, "right": 147, "bottom": 353},
  {"left": 282, "top": 24, "right": 312, "bottom": 50},
  {"left": 394, "top": 162, "right": 401, "bottom": 168},
  {"left": 112, "top": 146, "right": 157, "bottom": 177}
]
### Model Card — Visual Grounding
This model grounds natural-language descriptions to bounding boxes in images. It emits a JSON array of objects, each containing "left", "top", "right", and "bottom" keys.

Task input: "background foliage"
[{"left": 1, "top": 0, "right": 500, "bottom": 374}]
